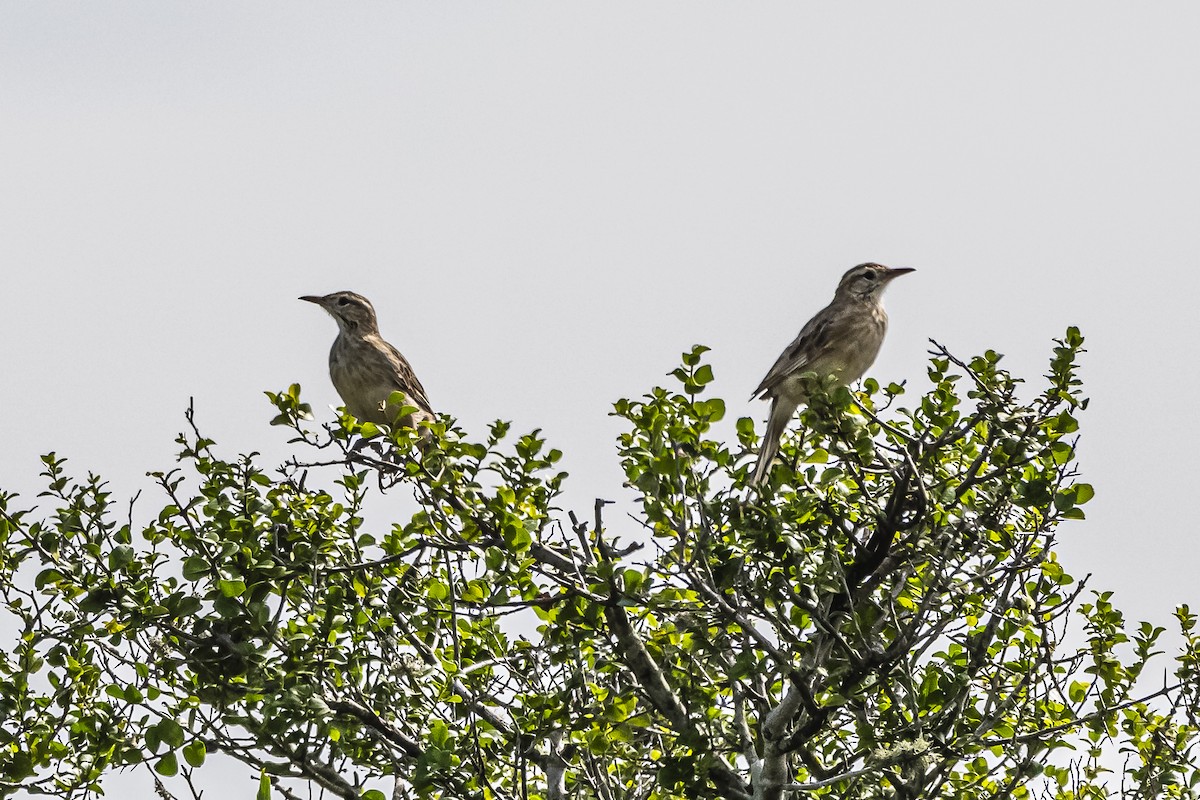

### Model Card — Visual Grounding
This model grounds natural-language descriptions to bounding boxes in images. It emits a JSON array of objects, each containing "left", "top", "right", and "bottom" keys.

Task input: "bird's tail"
[{"left": 751, "top": 399, "right": 798, "bottom": 486}]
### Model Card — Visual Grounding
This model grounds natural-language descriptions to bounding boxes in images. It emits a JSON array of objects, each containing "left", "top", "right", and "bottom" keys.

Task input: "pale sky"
[{"left": 3, "top": 3, "right": 1199, "bottom": 795}]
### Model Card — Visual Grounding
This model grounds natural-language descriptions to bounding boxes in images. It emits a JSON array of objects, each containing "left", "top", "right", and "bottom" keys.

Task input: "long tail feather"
[{"left": 751, "top": 398, "right": 798, "bottom": 486}]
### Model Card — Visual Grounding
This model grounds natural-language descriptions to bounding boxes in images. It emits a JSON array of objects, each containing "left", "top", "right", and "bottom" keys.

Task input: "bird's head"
[
  {"left": 299, "top": 291, "right": 380, "bottom": 335},
  {"left": 834, "top": 263, "right": 915, "bottom": 302}
]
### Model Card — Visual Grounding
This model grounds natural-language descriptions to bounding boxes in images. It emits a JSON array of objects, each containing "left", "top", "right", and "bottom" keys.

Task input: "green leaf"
[
  {"left": 257, "top": 770, "right": 271, "bottom": 800},
  {"left": 34, "top": 568, "right": 64, "bottom": 589},
  {"left": 623, "top": 569, "right": 644, "bottom": 594},
  {"left": 182, "top": 556, "right": 209, "bottom": 581},
  {"left": 154, "top": 752, "right": 178, "bottom": 777},
  {"left": 145, "top": 724, "right": 161, "bottom": 753},
  {"left": 506, "top": 524, "right": 532, "bottom": 551},
  {"left": 158, "top": 719, "right": 185, "bottom": 749},
  {"left": 183, "top": 741, "right": 206, "bottom": 768},
  {"left": 699, "top": 398, "right": 726, "bottom": 421},
  {"left": 218, "top": 579, "right": 247, "bottom": 598},
  {"left": 681, "top": 345, "right": 710, "bottom": 366},
  {"left": 429, "top": 719, "right": 451, "bottom": 748},
  {"left": 108, "top": 545, "right": 135, "bottom": 570}
]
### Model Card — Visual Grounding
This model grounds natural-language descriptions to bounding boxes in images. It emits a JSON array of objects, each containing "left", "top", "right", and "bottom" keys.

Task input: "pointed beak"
[
  {"left": 884, "top": 267, "right": 916, "bottom": 280},
  {"left": 299, "top": 295, "right": 326, "bottom": 306}
]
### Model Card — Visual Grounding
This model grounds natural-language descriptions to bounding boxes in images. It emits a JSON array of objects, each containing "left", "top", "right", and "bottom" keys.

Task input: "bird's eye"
[{"left": 337, "top": 298, "right": 350, "bottom": 306}]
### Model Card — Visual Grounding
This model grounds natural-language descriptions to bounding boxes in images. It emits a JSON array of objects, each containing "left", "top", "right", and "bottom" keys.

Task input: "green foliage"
[{"left": 0, "top": 329, "right": 1197, "bottom": 799}]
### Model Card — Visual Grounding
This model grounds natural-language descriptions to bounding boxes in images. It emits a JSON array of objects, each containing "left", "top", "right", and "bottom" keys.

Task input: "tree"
[{"left": 1, "top": 328, "right": 1198, "bottom": 800}]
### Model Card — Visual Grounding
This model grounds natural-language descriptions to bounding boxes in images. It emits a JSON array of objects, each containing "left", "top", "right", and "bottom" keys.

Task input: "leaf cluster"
[{"left": 1, "top": 329, "right": 1197, "bottom": 800}]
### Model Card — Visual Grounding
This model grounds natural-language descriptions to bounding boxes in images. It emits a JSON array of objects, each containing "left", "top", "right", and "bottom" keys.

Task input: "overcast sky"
[{"left": 3, "top": 3, "right": 1199, "bottom": 794}]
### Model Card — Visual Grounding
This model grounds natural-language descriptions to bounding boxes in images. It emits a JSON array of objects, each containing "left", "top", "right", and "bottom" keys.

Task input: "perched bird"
[
  {"left": 750, "top": 263, "right": 914, "bottom": 485},
  {"left": 300, "top": 291, "right": 435, "bottom": 429}
]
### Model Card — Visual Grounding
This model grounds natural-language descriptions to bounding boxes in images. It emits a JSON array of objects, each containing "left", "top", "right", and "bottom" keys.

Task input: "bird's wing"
[
  {"left": 379, "top": 340, "right": 434, "bottom": 413},
  {"left": 750, "top": 306, "right": 837, "bottom": 400}
]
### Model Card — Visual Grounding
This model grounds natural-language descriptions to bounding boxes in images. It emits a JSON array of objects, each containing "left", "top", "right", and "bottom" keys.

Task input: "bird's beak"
[
  {"left": 884, "top": 267, "right": 916, "bottom": 280},
  {"left": 299, "top": 295, "right": 326, "bottom": 306}
]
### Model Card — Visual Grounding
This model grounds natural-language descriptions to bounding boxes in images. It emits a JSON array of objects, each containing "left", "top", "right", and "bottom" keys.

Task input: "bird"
[
  {"left": 299, "top": 291, "right": 435, "bottom": 430},
  {"left": 749, "top": 263, "right": 914, "bottom": 485}
]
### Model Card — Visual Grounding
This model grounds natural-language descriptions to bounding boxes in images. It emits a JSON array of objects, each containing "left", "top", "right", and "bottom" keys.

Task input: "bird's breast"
[
  {"left": 328, "top": 339, "right": 389, "bottom": 422},
  {"left": 841, "top": 307, "right": 888, "bottom": 381},
  {"left": 806, "top": 305, "right": 888, "bottom": 386}
]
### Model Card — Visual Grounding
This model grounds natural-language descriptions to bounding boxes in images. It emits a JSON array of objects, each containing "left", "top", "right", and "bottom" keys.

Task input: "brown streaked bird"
[
  {"left": 750, "top": 263, "right": 914, "bottom": 485},
  {"left": 300, "top": 291, "right": 435, "bottom": 429}
]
